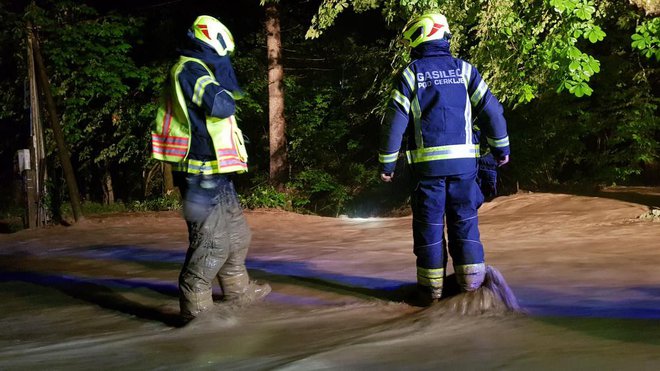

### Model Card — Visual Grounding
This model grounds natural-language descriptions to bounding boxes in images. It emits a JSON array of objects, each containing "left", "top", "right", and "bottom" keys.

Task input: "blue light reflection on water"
[
  {"left": 3, "top": 245, "right": 660, "bottom": 319},
  {"left": 516, "top": 286, "right": 660, "bottom": 320},
  {"left": 45, "top": 245, "right": 408, "bottom": 291}
]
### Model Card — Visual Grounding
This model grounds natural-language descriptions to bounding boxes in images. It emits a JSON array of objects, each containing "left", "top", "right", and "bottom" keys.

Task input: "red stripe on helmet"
[
  {"left": 427, "top": 23, "right": 445, "bottom": 37},
  {"left": 198, "top": 24, "right": 210, "bottom": 39}
]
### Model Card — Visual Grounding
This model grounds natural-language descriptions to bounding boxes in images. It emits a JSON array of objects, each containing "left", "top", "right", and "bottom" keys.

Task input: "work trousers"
[
  {"left": 411, "top": 170, "right": 485, "bottom": 290},
  {"left": 175, "top": 173, "right": 251, "bottom": 315}
]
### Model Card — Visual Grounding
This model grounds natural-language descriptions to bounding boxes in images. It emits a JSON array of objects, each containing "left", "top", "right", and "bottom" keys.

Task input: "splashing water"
[{"left": 434, "top": 265, "right": 522, "bottom": 316}]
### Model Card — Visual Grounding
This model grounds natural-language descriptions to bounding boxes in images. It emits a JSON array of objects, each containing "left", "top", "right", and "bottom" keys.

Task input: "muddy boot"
[
  {"left": 455, "top": 263, "right": 486, "bottom": 292},
  {"left": 220, "top": 272, "right": 271, "bottom": 305},
  {"left": 408, "top": 285, "right": 443, "bottom": 307},
  {"left": 180, "top": 289, "right": 214, "bottom": 323}
]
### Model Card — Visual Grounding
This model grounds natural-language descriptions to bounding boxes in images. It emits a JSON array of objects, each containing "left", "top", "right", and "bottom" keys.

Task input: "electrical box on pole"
[{"left": 16, "top": 149, "right": 38, "bottom": 228}]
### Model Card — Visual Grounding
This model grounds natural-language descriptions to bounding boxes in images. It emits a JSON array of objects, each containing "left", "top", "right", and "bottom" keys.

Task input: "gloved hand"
[
  {"left": 496, "top": 154, "right": 509, "bottom": 167},
  {"left": 380, "top": 172, "right": 394, "bottom": 182}
]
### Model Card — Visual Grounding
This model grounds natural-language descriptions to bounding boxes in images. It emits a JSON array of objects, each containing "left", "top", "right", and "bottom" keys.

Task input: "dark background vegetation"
[{"left": 0, "top": 0, "right": 657, "bottom": 224}]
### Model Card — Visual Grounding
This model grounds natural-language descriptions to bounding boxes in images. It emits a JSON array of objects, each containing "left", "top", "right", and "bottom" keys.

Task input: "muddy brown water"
[{"left": 1, "top": 190, "right": 659, "bottom": 369}]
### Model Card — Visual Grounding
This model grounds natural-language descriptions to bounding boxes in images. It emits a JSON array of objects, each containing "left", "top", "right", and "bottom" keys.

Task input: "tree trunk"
[
  {"left": 629, "top": 0, "right": 659, "bottom": 15},
  {"left": 144, "top": 162, "right": 160, "bottom": 198},
  {"left": 29, "top": 24, "right": 84, "bottom": 222},
  {"left": 265, "top": 2, "right": 288, "bottom": 189},
  {"left": 102, "top": 168, "right": 115, "bottom": 205},
  {"left": 163, "top": 162, "right": 175, "bottom": 195}
]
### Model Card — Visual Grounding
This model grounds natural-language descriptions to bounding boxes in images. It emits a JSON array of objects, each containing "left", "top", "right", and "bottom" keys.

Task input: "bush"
[
  {"left": 239, "top": 183, "right": 289, "bottom": 210},
  {"left": 129, "top": 195, "right": 182, "bottom": 212}
]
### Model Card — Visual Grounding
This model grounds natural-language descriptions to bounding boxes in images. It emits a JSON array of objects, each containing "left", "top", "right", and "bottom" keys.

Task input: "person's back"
[
  {"left": 152, "top": 15, "right": 270, "bottom": 322},
  {"left": 401, "top": 41, "right": 482, "bottom": 176},
  {"left": 379, "top": 13, "right": 510, "bottom": 304}
]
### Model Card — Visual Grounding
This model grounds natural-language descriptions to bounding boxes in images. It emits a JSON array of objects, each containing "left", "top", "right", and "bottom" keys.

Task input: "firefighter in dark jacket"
[
  {"left": 379, "top": 13, "right": 510, "bottom": 303},
  {"left": 152, "top": 15, "right": 270, "bottom": 321}
]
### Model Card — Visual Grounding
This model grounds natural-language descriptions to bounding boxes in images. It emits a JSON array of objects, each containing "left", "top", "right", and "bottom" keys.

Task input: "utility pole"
[
  {"left": 28, "top": 23, "right": 84, "bottom": 222},
  {"left": 25, "top": 24, "right": 48, "bottom": 227}
]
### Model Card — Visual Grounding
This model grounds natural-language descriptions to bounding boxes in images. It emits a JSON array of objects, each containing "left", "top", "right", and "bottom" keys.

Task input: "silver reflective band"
[
  {"left": 193, "top": 75, "right": 219, "bottom": 106},
  {"left": 461, "top": 61, "right": 473, "bottom": 144},
  {"left": 454, "top": 263, "right": 485, "bottom": 275},
  {"left": 411, "top": 96, "right": 424, "bottom": 148},
  {"left": 402, "top": 67, "right": 415, "bottom": 92},
  {"left": 391, "top": 89, "right": 411, "bottom": 114},
  {"left": 406, "top": 144, "right": 480, "bottom": 163},
  {"left": 379, "top": 152, "right": 399, "bottom": 164},
  {"left": 471, "top": 80, "right": 488, "bottom": 107},
  {"left": 487, "top": 136, "right": 510, "bottom": 148}
]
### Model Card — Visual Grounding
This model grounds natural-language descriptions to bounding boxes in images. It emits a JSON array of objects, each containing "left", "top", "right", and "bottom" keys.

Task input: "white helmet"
[
  {"left": 191, "top": 15, "right": 235, "bottom": 56},
  {"left": 402, "top": 13, "right": 451, "bottom": 48}
]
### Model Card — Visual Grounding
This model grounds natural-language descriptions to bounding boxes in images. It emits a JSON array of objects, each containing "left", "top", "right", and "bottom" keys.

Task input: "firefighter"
[
  {"left": 152, "top": 15, "right": 270, "bottom": 321},
  {"left": 379, "top": 13, "right": 510, "bottom": 304}
]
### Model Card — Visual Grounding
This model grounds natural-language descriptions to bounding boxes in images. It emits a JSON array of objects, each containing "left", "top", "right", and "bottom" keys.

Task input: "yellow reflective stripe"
[
  {"left": 192, "top": 76, "right": 219, "bottom": 106},
  {"left": 172, "top": 159, "right": 221, "bottom": 174},
  {"left": 417, "top": 276, "right": 444, "bottom": 287},
  {"left": 454, "top": 263, "right": 485, "bottom": 275},
  {"left": 406, "top": 144, "right": 480, "bottom": 163},
  {"left": 411, "top": 96, "right": 423, "bottom": 148},
  {"left": 417, "top": 267, "right": 445, "bottom": 279},
  {"left": 391, "top": 89, "right": 411, "bottom": 114},
  {"left": 471, "top": 80, "right": 488, "bottom": 107},
  {"left": 417, "top": 267, "right": 444, "bottom": 287},
  {"left": 487, "top": 136, "right": 510, "bottom": 148},
  {"left": 379, "top": 152, "right": 399, "bottom": 164},
  {"left": 402, "top": 67, "right": 415, "bottom": 92}
]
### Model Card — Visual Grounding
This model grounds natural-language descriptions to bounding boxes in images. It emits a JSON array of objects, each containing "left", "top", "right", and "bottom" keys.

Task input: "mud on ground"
[{"left": 0, "top": 189, "right": 659, "bottom": 369}]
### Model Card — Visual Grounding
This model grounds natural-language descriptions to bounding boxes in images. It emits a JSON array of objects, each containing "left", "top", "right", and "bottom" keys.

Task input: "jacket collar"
[
  {"left": 179, "top": 36, "right": 243, "bottom": 97},
  {"left": 411, "top": 40, "right": 452, "bottom": 59}
]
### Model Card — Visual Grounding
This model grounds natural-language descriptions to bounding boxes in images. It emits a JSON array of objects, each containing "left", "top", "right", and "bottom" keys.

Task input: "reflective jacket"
[
  {"left": 379, "top": 41, "right": 510, "bottom": 177},
  {"left": 151, "top": 56, "right": 248, "bottom": 174}
]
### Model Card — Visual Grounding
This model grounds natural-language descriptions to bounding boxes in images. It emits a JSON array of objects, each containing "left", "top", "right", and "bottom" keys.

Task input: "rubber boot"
[
  {"left": 455, "top": 263, "right": 486, "bottom": 292},
  {"left": 180, "top": 289, "right": 214, "bottom": 322},
  {"left": 407, "top": 284, "right": 443, "bottom": 307},
  {"left": 220, "top": 272, "right": 271, "bottom": 305}
]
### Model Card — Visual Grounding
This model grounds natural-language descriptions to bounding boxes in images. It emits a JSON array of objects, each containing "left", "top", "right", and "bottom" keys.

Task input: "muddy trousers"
[
  {"left": 411, "top": 171, "right": 486, "bottom": 295},
  {"left": 176, "top": 173, "right": 252, "bottom": 320}
]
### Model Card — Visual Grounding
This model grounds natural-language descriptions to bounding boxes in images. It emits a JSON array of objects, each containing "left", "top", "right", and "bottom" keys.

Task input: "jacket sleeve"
[
  {"left": 466, "top": 64, "right": 510, "bottom": 160},
  {"left": 379, "top": 66, "right": 415, "bottom": 174},
  {"left": 178, "top": 61, "right": 236, "bottom": 119}
]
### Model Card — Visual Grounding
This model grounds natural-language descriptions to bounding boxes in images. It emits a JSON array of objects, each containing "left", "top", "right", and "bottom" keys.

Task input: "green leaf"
[
  {"left": 586, "top": 57, "right": 600, "bottom": 73},
  {"left": 574, "top": 2, "right": 595, "bottom": 20},
  {"left": 631, "top": 39, "right": 647, "bottom": 49},
  {"left": 567, "top": 46, "right": 582, "bottom": 59},
  {"left": 585, "top": 25, "right": 605, "bottom": 43}
]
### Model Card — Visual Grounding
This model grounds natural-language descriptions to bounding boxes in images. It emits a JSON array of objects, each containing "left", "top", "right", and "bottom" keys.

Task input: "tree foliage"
[
  {"left": 27, "top": 1, "right": 165, "bottom": 200},
  {"left": 0, "top": 0, "right": 657, "bottom": 219},
  {"left": 631, "top": 16, "right": 660, "bottom": 60},
  {"left": 506, "top": 0, "right": 658, "bottom": 186},
  {"left": 308, "top": 0, "right": 609, "bottom": 104}
]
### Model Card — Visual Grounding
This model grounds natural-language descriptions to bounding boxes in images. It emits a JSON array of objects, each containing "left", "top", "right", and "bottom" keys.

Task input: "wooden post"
[
  {"left": 28, "top": 23, "right": 84, "bottom": 222},
  {"left": 26, "top": 25, "right": 48, "bottom": 227}
]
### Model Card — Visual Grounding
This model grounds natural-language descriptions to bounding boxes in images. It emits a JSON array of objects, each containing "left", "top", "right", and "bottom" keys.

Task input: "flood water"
[{"left": 1, "top": 190, "right": 659, "bottom": 369}]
